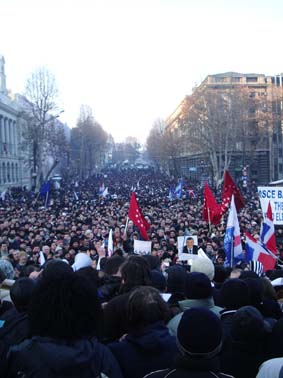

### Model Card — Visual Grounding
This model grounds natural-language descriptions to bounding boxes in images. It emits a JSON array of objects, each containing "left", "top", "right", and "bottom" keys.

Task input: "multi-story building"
[
  {"left": 0, "top": 55, "right": 30, "bottom": 190},
  {"left": 165, "top": 72, "right": 283, "bottom": 185}
]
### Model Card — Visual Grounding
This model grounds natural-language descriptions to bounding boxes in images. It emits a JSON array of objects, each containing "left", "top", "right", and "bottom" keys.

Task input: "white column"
[
  {"left": 9, "top": 119, "right": 13, "bottom": 155},
  {"left": 13, "top": 121, "right": 17, "bottom": 156}
]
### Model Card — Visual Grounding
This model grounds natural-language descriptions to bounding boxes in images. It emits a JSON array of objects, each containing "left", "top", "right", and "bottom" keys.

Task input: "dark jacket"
[
  {"left": 143, "top": 356, "right": 234, "bottom": 378},
  {"left": 0, "top": 308, "right": 30, "bottom": 374},
  {"left": 98, "top": 275, "right": 122, "bottom": 303},
  {"left": 109, "top": 321, "right": 178, "bottom": 378},
  {"left": 5, "top": 336, "right": 123, "bottom": 378},
  {"left": 220, "top": 306, "right": 268, "bottom": 378},
  {"left": 103, "top": 292, "right": 130, "bottom": 342},
  {"left": 182, "top": 245, "right": 198, "bottom": 255}
]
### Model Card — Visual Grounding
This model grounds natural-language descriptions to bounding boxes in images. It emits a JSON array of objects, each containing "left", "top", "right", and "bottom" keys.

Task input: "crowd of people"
[{"left": 1, "top": 168, "right": 283, "bottom": 377}]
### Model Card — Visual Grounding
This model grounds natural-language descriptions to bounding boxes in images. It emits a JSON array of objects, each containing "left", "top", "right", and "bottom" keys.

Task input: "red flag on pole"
[
  {"left": 220, "top": 171, "right": 244, "bottom": 215},
  {"left": 128, "top": 192, "right": 150, "bottom": 240},
  {"left": 202, "top": 183, "right": 222, "bottom": 225}
]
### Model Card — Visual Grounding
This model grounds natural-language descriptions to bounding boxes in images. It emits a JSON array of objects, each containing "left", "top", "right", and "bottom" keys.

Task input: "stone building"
[
  {"left": 0, "top": 55, "right": 30, "bottom": 190},
  {"left": 165, "top": 72, "right": 283, "bottom": 185}
]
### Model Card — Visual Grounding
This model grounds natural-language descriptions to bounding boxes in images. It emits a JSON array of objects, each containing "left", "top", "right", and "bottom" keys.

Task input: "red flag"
[
  {"left": 128, "top": 192, "right": 150, "bottom": 240},
  {"left": 202, "top": 183, "right": 222, "bottom": 225},
  {"left": 220, "top": 171, "right": 244, "bottom": 215}
]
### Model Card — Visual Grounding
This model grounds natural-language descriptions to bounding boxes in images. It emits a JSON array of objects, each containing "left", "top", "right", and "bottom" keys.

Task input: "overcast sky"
[{"left": 1, "top": 0, "right": 282, "bottom": 143}]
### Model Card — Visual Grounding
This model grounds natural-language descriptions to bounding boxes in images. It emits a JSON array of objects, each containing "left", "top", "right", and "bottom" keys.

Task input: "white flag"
[{"left": 108, "top": 229, "right": 113, "bottom": 257}]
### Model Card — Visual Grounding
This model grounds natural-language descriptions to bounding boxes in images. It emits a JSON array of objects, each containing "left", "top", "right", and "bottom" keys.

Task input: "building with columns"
[{"left": 0, "top": 55, "right": 30, "bottom": 190}]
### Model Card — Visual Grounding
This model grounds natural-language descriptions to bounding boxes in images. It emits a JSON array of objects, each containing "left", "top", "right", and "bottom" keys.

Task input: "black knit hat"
[
  {"left": 185, "top": 272, "right": 212, "bottom": 299},
  {"left": 219, "top": 279, "right": 249, "bottom": 310},
  {"left": 177, "top": 307, "right": 222, "bottom": 358},
  {"left": 167, "top": 265, "right": 187, "bottom": 293}
]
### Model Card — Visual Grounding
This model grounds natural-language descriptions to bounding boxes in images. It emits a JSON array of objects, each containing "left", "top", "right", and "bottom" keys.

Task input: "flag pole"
[
  {"left": 124, "top": 216, "right": 129, "bottom": 236},
  {"left": 45, "top": 191, "right": 49, "bottom": 208},
  {"left": 207, "top": 207, "right": 212, "bottom": 235}
]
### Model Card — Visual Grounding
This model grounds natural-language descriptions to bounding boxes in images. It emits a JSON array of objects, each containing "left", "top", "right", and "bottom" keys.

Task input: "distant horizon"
[{"left": 1, "top": 0, "right": 282, "bottom": 143}]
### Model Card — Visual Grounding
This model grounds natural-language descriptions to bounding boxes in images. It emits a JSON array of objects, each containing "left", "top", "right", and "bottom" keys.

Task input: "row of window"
[{"left": 0, "top": 162, "right": 19, "bottom": 184}]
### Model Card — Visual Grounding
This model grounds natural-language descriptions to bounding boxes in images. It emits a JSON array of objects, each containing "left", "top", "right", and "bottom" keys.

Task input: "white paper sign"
[
  {"left": 134, "top": 240, "right": 152, "bottom": 255},
  {"left": 258, "top": 186, "right": 283, "bottom": 224}
]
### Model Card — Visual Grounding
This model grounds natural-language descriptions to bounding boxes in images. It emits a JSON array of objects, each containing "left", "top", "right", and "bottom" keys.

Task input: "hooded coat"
[
  {"left": 5, "top": 336, "right": 123, "bottom": 378},
  {"left": 109, "top": 321, "right": 178, "bottom": 378}
]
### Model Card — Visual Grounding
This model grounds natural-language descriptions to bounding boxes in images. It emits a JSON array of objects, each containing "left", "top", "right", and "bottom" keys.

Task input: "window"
[{"left": 247, "top": 77, "right": 258, "bottom": 83}]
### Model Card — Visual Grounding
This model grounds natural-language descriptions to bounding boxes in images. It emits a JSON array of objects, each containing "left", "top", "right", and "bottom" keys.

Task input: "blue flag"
[
  {"left": 174, "top": 180, "right": 183, "bottom": 199},
  {"left": 40, "top": 181, "right": 51, "bottom": 197}
]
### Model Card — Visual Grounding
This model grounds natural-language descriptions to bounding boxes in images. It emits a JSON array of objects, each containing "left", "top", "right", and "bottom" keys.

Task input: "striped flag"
[
  {"left": 260, "top": 201, "right": 277, "bottom": 255},
  {"left": 224, "top": 195, "right": 243, "bottom": 266},
  {"left": 245, "top": 232, "right": 277, "bottom": 272}
]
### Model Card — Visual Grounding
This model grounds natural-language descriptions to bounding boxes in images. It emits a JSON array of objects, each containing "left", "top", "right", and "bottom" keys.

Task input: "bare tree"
[
  {"left": 181, "top": 86, "right": 270, "bottom": 187},
  {"left": 21, "top": 67, "right": 63, "bottom": 188},
  {"left": 70, "top": 105, "right": 108, "bottom": 179}
]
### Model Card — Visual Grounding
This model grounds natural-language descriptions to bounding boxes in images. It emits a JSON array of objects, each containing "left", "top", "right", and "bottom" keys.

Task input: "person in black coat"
[
  {"left": 103, "top": 255, "right": 152, "bottom": 342},
  {"left": 220, "top": 306, "right": 268, "bottom": 378},
  {"left": 0, "top": 278, "right": 35, "bottom": 373},
  {"left": 109, "top": 286, "right": 178, "bottom": 378},
  {"left": 144, "top": 307, "right": 234, "bottom": 378},
  {"left": 182, "top": 237, "right": 198, "bottom": 255},
  {"left": 4, "top": 270, "right": 123, "bottom": 378}
]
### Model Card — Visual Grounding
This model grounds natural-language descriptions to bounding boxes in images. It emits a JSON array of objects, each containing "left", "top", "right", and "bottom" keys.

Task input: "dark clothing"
[
  {"left": 0, "top": 309, "right": 30, "bottom": 375},
  {"left": 220, "top": 306, "right": 268, "bottom": 378},
  {"left": 103, "top": 292, "right": 130, "bottom": 342},
  {"left": 182, "top": 246, "right": 198, "bottom": 255},
  {"left": 5, "top": 336, "right": 123, "bottom": 378},
  {"left": 0, "top": 300, "right": 13, "bottom": 317},
  {"left": 98, "top": 275, "right": 122, "bottom": 303},
  {"left": 109, "top": 321, "right": 178, "bottom": 378},
  {"left": 144, "top": 356, "right": 234, "bottom": 378}
]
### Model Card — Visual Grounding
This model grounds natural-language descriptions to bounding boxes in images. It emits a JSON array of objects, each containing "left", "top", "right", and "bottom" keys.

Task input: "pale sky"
[{"left": 0, "top": 0, "right": 282, "bottom": 143}]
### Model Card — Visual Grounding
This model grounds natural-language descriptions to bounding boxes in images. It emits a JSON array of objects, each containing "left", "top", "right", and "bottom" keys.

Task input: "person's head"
[
  {"left": 72, "top": 252, "right": 93, "bottom": 271},
  {"left": 186, "top": 237, "right": 194, "bottom": 248},
  {"left": 29, "top": 273, "right": 101, "bottom": 340},
  {"left": 249, "top": 260, "right": 264, "bottom": 277},
  {"left": 190, "top": 257, "right": 215, "bottom": 281},
  {"left": 120, "top": 255, "right": 151, "bottom": 292},
  {"left": 127, "top": 286, "right": 170, "bottom": 330},
  {"left": 150, "top": 270, "right": 167, "bottom": 292},
  {"left": 10, "top": 278, "right": 36, "bottom": 312},
  {"left": 166, "top": 265, "right": 187, "bottom": 294},
  {"left": 177, "top": 307, "right": 222, "bottom": 359},
  {"left": 103, "top": 255, "right": 125, "bottom": 276},
  {"left": 0, "top": 258, "right": 14, "bottom": 279},
  {"left": 184, "top": 272, "right": 212, "bottom": 299},
  {"left": 220, "top": 279, "right": 250, "bottom": 310},
  {"left": 41, "top": 259, "right": 73, "bottom": 281},
  {"left": 231, "top": 306, "right": 265, "bottom": 343}
]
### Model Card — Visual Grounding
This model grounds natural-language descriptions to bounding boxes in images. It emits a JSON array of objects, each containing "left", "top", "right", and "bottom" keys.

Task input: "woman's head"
[
  {"left": 29, "top": 272, "right": 101, "bottom": 340},
  {"left": 127, "top": 286, "right": 170, "bottom": 330}
]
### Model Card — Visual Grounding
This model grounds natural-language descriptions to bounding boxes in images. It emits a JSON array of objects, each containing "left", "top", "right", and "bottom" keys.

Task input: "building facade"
[
  {"left": 165, "top": 72, "right": 283, "bottom": 185},
  {"left": 0, "top": 56, "right": 30, "bottom": 190}
]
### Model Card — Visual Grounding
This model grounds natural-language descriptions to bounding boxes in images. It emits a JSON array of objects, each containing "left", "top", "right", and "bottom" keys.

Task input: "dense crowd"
[{"left": 1, "top": 168, "right": 283, "bottom": 377}]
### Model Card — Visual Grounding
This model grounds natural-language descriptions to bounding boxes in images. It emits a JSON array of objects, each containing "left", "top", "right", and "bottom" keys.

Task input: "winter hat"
[
  {"left": 150, "top": 270, "right": 166, "bottom": 292},
  {"left": 249, "top": 260, "right": 264, "bottom": 277},
  {"left": 220, "top": 279, "right": 249, "bottom": 310},
  {"left": 231, "top": 306, "right": 265, "bottom": 342},
  {"left": 0, "top": 258, "right": 14, "bottom": 279},
  {"left": 177, "top": 307, "right": 222, "bottom": 358},
  {"left": 242, "top": 277, "right": 263, "bottom": 308},
  {"left": 72, "top": 253, "right": 93, "bottom": 272},
  {"left": 185, "top": 272, "right": 212, "bottom": 299},
  {"left": 191, "top": 257, "right": 215, "bottom": 281},
  {"left": 167, "top": 265, "right": 187, "bottom": 293}
]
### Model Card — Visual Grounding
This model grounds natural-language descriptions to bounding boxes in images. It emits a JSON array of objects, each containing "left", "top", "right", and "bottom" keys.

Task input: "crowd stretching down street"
[{"left": 2, "top": 168, "right": 283, "bottom": 377}]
